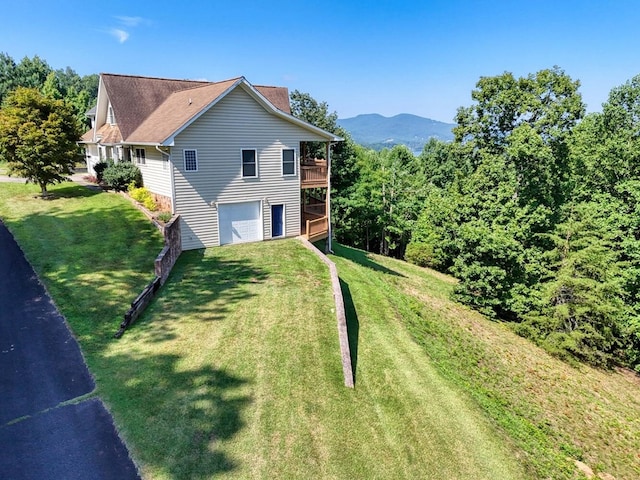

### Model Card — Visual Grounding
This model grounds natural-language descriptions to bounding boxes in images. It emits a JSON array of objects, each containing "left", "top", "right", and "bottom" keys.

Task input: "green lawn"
[{"left": 1, "top": 182, "right": 638, "bottom": 479}]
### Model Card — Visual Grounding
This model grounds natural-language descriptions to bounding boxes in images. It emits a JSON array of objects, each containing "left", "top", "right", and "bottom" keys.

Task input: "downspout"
[
  {"left": 326, "top": 141, "right": 333, "bottom": 254},
  {"left": 155, "top": 145, "right": 175, "bottom": 214}
]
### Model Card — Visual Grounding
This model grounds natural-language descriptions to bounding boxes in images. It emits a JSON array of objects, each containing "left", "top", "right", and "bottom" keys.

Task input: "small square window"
[
  {"left": 242, "top": 149, "right": 257, "bottom": 178},
  {"left": 184, "top": 149, "right": 198, "bottom": 172},
  {"left": 135, "top": 148, "right": 146, "bottom": 165},
  {"left": 282, "top": 149, "right": 295, "bottom": 176}
]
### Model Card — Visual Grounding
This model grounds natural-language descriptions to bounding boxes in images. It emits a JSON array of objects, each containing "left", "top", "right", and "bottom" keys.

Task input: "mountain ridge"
[{"left": 338, "top": 113, "right": 455, "bottom": 153}]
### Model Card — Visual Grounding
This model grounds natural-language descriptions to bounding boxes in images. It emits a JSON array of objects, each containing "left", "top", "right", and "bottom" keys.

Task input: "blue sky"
[{"left": 1, "top": 0, "right": 639, "bottom": 122}]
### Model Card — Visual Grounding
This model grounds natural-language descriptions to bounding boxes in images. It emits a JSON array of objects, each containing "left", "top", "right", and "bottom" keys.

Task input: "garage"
[{"left": 218, "top": 201, "right": 262, "bottom": 245}]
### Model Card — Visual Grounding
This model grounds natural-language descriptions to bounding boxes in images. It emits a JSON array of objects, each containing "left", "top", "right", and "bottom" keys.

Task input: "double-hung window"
[
  {"left": 135, "top": 148, "right": 146, "bottom": 165},
  {"left": 184, "top": 149, "right": 198, "bottom": 172},
  {"left": 242, "top": 149, "right": 257, "bottom": 178},
  {"left": 282, "top": 148, "right": 295, "bottom": 176}
]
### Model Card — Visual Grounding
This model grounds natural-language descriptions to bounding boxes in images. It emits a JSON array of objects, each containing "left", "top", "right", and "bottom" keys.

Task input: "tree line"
[
  {"left": 0, "top": 53, "right": 98, "bottom": 195},
  {"left": 2, "top": 55, "right": 638, "bottom": 370},
  {"left": 292, "top": 67, "right": 640, "bottom": 372},
  {"left": 0, "top": 53, "right": 98, "bottom": 126}
]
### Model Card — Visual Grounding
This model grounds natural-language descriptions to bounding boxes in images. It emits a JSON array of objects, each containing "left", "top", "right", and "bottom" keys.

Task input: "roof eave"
[{"left": 239, "top": 80, "right": 342, "bottom": 142}]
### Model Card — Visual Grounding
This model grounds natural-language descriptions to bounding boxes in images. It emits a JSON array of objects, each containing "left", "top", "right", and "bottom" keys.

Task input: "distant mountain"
[{"left": 338, "top": 113, "right": 455, "bottom": 153}]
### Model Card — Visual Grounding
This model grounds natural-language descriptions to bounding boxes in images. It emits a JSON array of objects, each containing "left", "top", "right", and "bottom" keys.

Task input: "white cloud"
[
  {"left": 115, "top": 16, "right": 145, "bottom": 27},
  {"left": 110, "top": 29, "right": 130, "bottom": 43},
  {"left": 105, "top": 15, "right": 151, "bottom": 43}
]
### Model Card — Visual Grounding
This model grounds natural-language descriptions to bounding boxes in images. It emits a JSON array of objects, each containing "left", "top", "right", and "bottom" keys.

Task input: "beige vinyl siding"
[
  {"left": 134, "top": 146, "right": 172, "bottom": 197},
  {"left": 173, "top": 87, "right": 328, "bottom": 250}
]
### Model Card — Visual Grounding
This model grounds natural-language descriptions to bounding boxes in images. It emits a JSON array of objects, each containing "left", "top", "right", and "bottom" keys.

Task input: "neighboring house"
[{"left": 80, "top": 73, "right": 341, "bottom": 250}]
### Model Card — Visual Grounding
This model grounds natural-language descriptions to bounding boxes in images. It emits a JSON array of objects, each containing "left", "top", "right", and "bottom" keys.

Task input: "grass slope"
[
  {"left": 0, "top": 183, "right": 523, "bottom": 479},
  {"left": 114, "top": 243, "right": 524, "bottom": 480},
  {"left": 1, "top": 183, "right": 638, "bottom": 479},
  {"left": 330, "top": 244, "right": 640, "bottom": 480}
]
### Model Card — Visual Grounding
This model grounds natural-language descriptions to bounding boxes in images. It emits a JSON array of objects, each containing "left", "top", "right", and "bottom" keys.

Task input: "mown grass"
[
  {"left": 0, "top": 182, "right": 526, "bottom": 479},
  {"left": 4, "top": 182, "right": 638, "bottom": 479},
  {"left": 0, "top": 182, "right": 162, "bottom": 346},
  {"left": 330, "top": 243, "right": 640, "bottom": 480},
  {"left": 85, "top": 241, "right": 526, "bottom": 479}
]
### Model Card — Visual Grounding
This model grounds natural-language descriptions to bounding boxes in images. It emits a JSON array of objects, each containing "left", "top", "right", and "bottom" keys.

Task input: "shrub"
[
  {"left": 93, "top": 160, "right": 111, "bottom": 183},
  {"left": 156, "top": 211, "right": 172, "bottom": 223},
  {"left": 405, "top": 242, "right": 436, "bottom": 268},
  {"left": 102, "top": 162, "right": 142, "bottom": 191},
  {"left": 128, "top": 183, "right": 157, "bottom": 211}
]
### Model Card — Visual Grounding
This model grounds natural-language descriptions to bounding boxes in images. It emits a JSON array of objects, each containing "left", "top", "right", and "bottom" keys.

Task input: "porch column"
[{"left": 326, "top": 141, "right": 332, "bottom": 253}]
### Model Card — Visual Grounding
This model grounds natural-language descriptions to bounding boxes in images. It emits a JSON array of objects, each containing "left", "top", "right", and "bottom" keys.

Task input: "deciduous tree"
[{"left": 0, "top": 87, "right": 81, "bottom": 196}]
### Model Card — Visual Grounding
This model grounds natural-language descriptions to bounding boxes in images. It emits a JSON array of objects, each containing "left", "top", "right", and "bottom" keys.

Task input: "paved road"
[{"left": 0, "top": 220, "right": 140, "bottom": 479}]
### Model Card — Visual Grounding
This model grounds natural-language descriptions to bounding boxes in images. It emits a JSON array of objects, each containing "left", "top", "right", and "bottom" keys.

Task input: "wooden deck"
[
  {"left": 301, "top": 159, "right": 327, "bottom": 188},
  {"left": 301, "top": 212, "right": 329, "bottom": 242}
]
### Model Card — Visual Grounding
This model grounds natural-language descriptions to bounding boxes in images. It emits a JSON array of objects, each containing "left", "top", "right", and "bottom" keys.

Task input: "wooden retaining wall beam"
[
  {"left": 115, "top": 216, "right": 182, "bottom": 338},
  {"left": 114, "top": 276, "right": 161, "bottom": 338},
  {"left": 299, "top": 238, "right": 354, "bottom": 388}
]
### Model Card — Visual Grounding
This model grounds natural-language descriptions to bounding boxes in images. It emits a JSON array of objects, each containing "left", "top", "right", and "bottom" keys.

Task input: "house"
[{"left": 80, "top": 73, "right": 341, "bottom": 250}]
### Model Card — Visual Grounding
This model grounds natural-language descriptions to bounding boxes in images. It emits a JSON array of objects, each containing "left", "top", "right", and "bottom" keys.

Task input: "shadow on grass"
[
  {"left": 332, "top": 243, "right": 405, "bottom": 277},
  {"left": 339, "top": 278, "right": 359, "bottom": 384},
  {"left": 104, "top": 351, "right": 251, "bottom": 478},
  {"left": 2, "top": 186, "right": 165, "bottom": 343},
  {"left": 47, "top": 183, "right": 102, "bottom": 198},
  {"left": 3, "top": 183, "right": 259, "bottom": 477},
  {"left": 134, "top": 249, "right": 268, "bottom": 343}
]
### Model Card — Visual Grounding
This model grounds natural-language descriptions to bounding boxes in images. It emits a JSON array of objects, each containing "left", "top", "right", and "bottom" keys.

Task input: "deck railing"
[
  {"left": 301, "top": 159, "right": 328, "bottom": 187},
  {"left": 305, "top": 216, "right": 329, "bottom": 242},
  {"left": 303, "top": 202, "right": 326, "bottom": 217}
]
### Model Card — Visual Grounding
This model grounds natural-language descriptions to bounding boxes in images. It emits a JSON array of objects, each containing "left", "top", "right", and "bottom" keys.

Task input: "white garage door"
[{"left": 218, "top": 201, "right": 262, "bottom": 245}]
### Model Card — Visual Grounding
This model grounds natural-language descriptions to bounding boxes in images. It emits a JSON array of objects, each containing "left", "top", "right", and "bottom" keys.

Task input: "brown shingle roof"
[
  {"left": 80, "top": 128, "right": 94, "bottom": 142},
  {"left": 255, "top": 85, "right": 291, "bottom": 114},
  {"left": 95, "top": 123, "right": 123, "bottom": 144},
  {"left": 102, "top": 74, "right": 210, "bottom": 141},
  {"left": 127, "top": 79, "right": 240, "bottom": 144},
  {"left": 93, "top": 73, "right": 292, "bottom": 145}
]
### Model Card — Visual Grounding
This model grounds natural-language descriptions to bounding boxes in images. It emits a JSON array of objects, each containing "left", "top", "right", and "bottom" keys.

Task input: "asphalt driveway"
[{"left": 0, "top": 220, "right": 140, "bottom": 479}]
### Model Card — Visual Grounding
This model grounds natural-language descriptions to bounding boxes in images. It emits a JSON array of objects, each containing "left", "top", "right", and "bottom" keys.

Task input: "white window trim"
[
  {"left": 241, "top": 148, "right": 258, "bottom": 178},
  {"left": 281, "top": 148, "right": 296, "bottom": 176},
  {"left": 184, "top": 149, "right": 198, "bottom": 172},
  {"left": 135, "top": 147, "right": 146, "bottom": 165},
  {"left": 107, "top": 103, "right": 116, "bottom": 125}
]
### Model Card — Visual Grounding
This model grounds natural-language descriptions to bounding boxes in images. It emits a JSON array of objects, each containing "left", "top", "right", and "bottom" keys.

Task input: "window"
[
  {"left": 107, "top": 104, "right": 116, "bottom": 124},
  {"left": 282, "top": 149, "right": 295, "bottom": 176},
  {"left": 184, "top": 149, "right": 198, "bottom": 171},
  {"left": 242, "top": 149, "right": 257, "bottom": 178},
  {"left": 135, "top": 148, "right": 146, "bottom": 165}
]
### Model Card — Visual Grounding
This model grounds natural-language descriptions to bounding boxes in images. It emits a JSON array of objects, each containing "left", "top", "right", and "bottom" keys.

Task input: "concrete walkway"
[
  {"left": 0, "top": 168, "right": 99, "bottom": 188},
  {"left": 0, "top": 174, "right": 140, "bottom": 478}
]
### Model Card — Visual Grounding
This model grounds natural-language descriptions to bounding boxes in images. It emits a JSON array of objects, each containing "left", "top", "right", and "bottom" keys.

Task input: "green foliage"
[
  {"left": 156, "top": 211, "right": 172, "bottom": 223},
  {"left": 288, "top": 89, "right": 362, "bottom": 249},
  {"left": 128, "top": 183, "right": 157, "bottom": 211},
  {"left": 0, "top": 53, "right": 98, "bottom": 127},
  {"left": 404, "top": 242, "right": 435, "bottom": 267},
  {"left": 334, "top": 144, "right": 427, "bottom": 257},
  {"left": 0, "top": 87, "right": 81, "bottom": 196},
  {"left": 93, "top": 160, "right": 110, "bottom": 183},
  {"left": 418, "top": 138, "right": 466, "bottom": 189},
  {"left": 102, "top": 162, "right": 142, "bottom": 191},
  {"left": 516, "top": 200, "right": 626, "bottom": 366}
]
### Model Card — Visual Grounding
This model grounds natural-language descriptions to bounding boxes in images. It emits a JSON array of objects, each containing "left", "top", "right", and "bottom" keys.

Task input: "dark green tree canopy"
[
  {"left": 0, "top": 52, "right": 98, "bottom": 127},
  {"left": 0, "top": 87, "right": 82, "bottom": 196}
]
